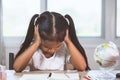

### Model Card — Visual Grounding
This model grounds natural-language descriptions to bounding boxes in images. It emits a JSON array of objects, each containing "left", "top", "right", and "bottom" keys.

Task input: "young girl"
[{"left": 13, "top": 11, "right": 90, "bottom": 72}]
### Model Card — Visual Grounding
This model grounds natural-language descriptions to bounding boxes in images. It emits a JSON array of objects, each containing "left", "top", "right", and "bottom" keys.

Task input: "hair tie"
[
  {"left": 34, "top": 15, "right": 40, "bottom": 26},
  {"left": 64, "top": 15, "right": 69, "bottom": 25}
]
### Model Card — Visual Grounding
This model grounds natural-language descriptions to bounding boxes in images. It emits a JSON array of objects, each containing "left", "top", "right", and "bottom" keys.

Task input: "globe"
[{"left": 94, "top": 41, "right": 119, "bottom": 79}]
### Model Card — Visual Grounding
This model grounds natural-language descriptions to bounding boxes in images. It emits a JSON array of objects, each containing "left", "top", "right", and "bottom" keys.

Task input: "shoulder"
[
  {"left": 29, "top": 49, "right": 43, "bottom": 64},
  {"left": 58, "top": 42, "right": 67, "bottom": 51},
  {"left": 32, "top": 49, "right": 43, "bottom": 59}
]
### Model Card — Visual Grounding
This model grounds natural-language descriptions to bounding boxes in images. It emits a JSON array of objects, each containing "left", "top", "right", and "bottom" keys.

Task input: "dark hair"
[{"left": 15, "top": 11, "right": 90, "bottom": 70}]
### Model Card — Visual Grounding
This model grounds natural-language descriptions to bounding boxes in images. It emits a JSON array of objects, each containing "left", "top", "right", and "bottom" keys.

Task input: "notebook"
[{"left": 19, "top": 72, "right": 80, "bottom": 80}]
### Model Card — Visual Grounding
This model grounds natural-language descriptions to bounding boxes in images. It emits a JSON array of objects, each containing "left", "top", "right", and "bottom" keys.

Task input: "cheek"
[
  {"left": 51, "top": 48, "right": 60, "bottom": 53},
  {"left": 50, "top": 50, "right": 56, "bottom": 53},
  {"left": 40, "top": 47, "right": 48, "bottom": 52}
]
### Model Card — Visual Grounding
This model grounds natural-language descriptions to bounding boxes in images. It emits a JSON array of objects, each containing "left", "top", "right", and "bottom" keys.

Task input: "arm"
[
  {"left": 13, "top": 26, "right": 41, "bottom": 72},
  {"left": 64, "top": 30, "right": 86, "bottom": 71}
]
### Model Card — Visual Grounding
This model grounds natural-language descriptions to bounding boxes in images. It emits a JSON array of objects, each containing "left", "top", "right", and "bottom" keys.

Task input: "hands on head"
[
  {"left": 34, "top": 25, "right": 41, "bottom": 46},
  {"left": 64, "top": 29, "right": 71, "bottom": 44}
]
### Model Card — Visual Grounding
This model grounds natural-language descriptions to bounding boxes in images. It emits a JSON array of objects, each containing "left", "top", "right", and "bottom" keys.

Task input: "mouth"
[{"left": 43, "top": 52, "right": 54, "bottom": 58}]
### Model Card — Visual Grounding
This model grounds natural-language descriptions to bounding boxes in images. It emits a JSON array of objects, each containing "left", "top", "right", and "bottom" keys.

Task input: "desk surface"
[{"left": 4, "top": 70, "right": 120, "bottom": 80}]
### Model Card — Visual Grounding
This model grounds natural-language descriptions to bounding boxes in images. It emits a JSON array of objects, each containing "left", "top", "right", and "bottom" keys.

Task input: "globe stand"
[
  {"left": 96, "top": 61, "right": 118, "bottom": 80},
  {"left": 97, "top": 67, "right": 115, "bottom": 80}
]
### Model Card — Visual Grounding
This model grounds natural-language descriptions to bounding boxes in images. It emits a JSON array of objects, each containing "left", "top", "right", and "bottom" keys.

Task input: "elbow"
[
  {"left": 13, "top": 65, "right": 20, "bottom": 72},
  {"left": 76, "top": 63, "right": 87, "bottom": 71},
  {"left": 13, "top": 63, "right": 23, "bottom": 72},
  {"left": 13, "top": 66, "right": 23, "bottom": 72},
  {"left": 81, "top": 62, "right": 87, "bottom": 71},
  {"left": 80, "top": 66, "right": 86, "bottom": 71}
]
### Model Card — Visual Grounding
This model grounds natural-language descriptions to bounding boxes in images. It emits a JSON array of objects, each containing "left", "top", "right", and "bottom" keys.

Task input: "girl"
[{"left": 13, "top": 11, "right": 90, "bottom": 72}]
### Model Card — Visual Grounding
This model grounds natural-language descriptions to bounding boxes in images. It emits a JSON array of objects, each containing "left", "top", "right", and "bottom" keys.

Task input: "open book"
[{"left": 19, "top": 72, "right": 80, "bottom": 80}]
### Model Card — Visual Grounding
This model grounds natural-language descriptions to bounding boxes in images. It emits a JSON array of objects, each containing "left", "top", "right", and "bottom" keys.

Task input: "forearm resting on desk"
[
  {"left": 65, "top": 39, "right": 86, "bottom": 71},
  {"left": 13, "top": 42, "right": 39, "bottom": 72}
]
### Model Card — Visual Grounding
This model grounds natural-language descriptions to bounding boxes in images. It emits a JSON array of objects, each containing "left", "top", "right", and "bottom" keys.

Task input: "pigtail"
[
  {"left": 15, "top": 14, "right": 39, "bottom": 58},
  {"left": 65, "top": 15, "right": 90, "bottom": 70}
]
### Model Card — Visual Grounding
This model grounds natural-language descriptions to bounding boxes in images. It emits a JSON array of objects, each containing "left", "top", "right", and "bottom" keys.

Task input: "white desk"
[{"left": 3, "top": 70, "right": 120, "bottom": 80}]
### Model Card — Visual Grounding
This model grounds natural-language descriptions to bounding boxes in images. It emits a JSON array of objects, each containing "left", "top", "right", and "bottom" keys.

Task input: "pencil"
[
  {"left": 48, "top": 73, "right": 52, "bottom": 78},
  {"left": 64, "top": 73, "right": 70, "bottom": 78}
]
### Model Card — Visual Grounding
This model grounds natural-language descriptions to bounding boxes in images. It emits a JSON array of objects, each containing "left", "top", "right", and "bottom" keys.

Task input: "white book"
[
  {"left": 19, "top": 72, "right": 80, "bottom": 80},
  {"left": 50, "top": 73, "right": 80, "bottom": 80}
]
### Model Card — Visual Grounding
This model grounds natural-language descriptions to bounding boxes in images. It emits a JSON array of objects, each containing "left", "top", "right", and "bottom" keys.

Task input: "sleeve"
[
  {"left": 28, "top": 55, "right": 40, "bottom": 71},
  {"left": 64, "top": 43, "right": 71, "bottom": 63},
  {"left": 63, "top": 43, "right": 74, "bottom": 70},
  {"left": 28, "top": 58, "right": 33, "bottom": 65}
]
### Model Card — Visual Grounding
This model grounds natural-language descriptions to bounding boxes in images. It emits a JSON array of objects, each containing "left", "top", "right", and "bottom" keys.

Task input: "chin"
[{"left": 48, "top": 52, "right": 54, "bottom": 55}]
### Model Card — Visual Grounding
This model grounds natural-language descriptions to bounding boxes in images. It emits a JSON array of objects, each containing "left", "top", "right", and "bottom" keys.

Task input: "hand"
[
  {"left": 64, "top": 29, "right": 71, "bottom": 44},
  {"left": 34, "top": 25, "right": 41, "bottom": 46}
]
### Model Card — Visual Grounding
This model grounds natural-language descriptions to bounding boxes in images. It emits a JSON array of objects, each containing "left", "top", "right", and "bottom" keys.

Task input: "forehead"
[{"left": 42, "top": 40, "right": 62, "bottom": 48}]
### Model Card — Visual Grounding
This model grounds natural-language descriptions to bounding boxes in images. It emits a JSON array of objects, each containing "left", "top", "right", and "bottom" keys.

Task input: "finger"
[
  {"left": 34, "top": 25, "right": 38, "bottom": 34},
  {"left": 36, "top": 25, "right": 39, "bottom": 31},
  {"left": 34, "top": 26, "right": 37, "bottom": 32},
  {"left": 66, "top": 29, "right": 69, "bottom": 35},
  {"left": 65, "top": 29, "right": 69, "bottom": 39},
  {"left": 83, "top": 76, "right": 91, "bottom": 80}
]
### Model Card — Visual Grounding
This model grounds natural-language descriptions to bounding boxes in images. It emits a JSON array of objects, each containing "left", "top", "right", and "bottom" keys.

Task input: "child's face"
[{"left": 40, "top": 40, "right": 63, "bottom": 55}]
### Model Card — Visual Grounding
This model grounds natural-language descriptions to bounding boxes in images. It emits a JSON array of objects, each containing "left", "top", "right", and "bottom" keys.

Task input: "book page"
[
  {"left": 51, "top": 73, "right": 79, "bottom": 80},
  {"left": 20, "top": 74, "right": 49, "bottom": 80},
  {"left": 19, "top": 73, "right": 80, "bottom": 80}
]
